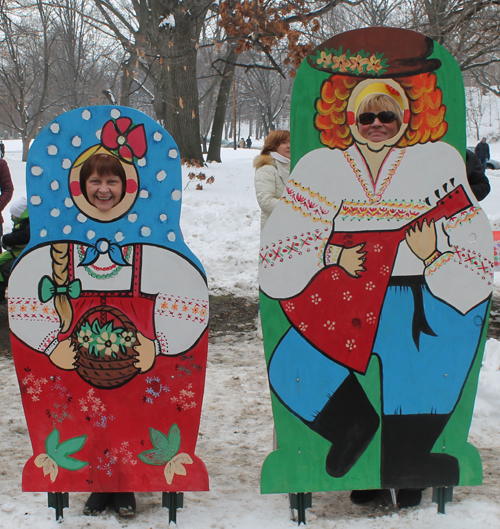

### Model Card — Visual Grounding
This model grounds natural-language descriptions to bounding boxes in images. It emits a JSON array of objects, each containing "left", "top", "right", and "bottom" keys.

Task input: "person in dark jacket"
[
  {"left": 0, "top": 158, "right": 14, "bottom": 247},
  {"left": 474, "top": 138, "right": 490, "bottom": 171},
  {"left": 466, "top": 149, "right": 490, "bottom": 201},
  {"left": 0, "top": 197, "right": 29, "bottom": 303}
]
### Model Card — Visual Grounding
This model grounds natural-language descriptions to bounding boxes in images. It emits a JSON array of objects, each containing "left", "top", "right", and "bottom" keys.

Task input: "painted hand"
[
  {"left": 405, "top": 219, "right": 437, "bottom": 261},
  {"left": 134, "top": 332, "right": 156, "bottom": 373},
  {"left": 49, "top": 339, "right": 77, "bottom": 370},
  {"left": 339, "top": 243, "right": 367, "bottom": 277}
]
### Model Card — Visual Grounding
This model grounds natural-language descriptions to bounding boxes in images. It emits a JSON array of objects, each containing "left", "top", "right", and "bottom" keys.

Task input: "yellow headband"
[{"left": 354, "top": 82, "right": 404, "bottom": 114}]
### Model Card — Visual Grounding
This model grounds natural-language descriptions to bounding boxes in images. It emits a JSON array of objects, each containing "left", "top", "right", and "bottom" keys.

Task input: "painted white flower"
[{"left": 96, "top": 332, "right": 120, "bottom": 356}]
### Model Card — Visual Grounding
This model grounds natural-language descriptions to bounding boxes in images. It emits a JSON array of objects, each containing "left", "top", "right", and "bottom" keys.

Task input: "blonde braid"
[{"left": 50, "top": 243, "right": 73, "bottom": 333}]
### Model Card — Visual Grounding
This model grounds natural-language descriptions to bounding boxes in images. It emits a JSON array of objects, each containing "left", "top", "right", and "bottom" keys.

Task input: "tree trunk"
[
  {"left": 151, "top": 18, "right": 203, "bottom": 163},
  {"left": 207, "top": 45, "right": 237, "bottom": 163},
  {"left": 22, "top": 138, "right": 30, "bottom": 162},
  {"left": 120, "top": 52, "right": 137, "bottom": 107}
]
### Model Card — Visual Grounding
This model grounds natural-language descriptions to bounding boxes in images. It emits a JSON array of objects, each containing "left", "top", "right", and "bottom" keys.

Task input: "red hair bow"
[{"left": 101, "top": 117, "right": 147, "bottom": 161}]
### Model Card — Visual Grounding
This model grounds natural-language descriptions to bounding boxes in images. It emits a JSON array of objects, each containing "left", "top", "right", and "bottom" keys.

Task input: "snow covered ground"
[{"left": 1, "top": 137, "right": 500, "bottom": 528}]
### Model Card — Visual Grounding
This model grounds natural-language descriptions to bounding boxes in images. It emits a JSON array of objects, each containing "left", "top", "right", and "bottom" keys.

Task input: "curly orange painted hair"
[{"left": 315, "top": 73, "right": 448, "bottom": 149}]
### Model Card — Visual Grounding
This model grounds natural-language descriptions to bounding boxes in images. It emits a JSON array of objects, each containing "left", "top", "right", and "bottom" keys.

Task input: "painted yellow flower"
[
  {"left": 35, "top": 453, "right": 59, "bottom": 483},
  {"left": 164, "top": 453, "right": 193, "bottom": 485}
]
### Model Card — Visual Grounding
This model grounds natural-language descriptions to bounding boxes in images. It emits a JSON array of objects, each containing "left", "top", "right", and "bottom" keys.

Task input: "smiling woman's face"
[
  {"left": 357, "top": 109, "right": 400, "bottom": 142},
  {"left": 86, "top": 173, "right": 124, "bottom": 211},
  {"left": 355, "top": 93, "right": 403, "bottom": 144}
]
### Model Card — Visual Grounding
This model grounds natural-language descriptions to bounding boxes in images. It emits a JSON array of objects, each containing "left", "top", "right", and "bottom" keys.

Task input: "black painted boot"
[
  {"left": 308, "top": 373, "right": 380, "bottom": 478},
  {"left": 381, "top": 413, "right": 459, "bottom": 489}
]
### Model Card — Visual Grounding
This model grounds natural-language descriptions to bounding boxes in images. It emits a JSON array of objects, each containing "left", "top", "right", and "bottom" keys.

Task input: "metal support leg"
[
  {"left": 289, "top": 492, "right": 312, "bottom": 525},
  {"left": 389, "top": 488, "right": 397, "bottom": 508},
  {"left": 162, "top": 492, "right": 184, "bottom": 524},
  {"left": 432, "top": 486, "right": 453, "bottom": 514},
  {"left": 47, "top": 492, "right": 68, "bottom": 520}
]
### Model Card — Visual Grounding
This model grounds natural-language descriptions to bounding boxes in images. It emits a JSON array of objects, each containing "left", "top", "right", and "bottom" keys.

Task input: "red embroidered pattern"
[
  {"left": 281, "top": 181, "right": 334, "bottom": 224},
  {"left": 259, "top": 228, "right": 330, "bottom": 268},
  {"left": 344, "top": 148, "right": 406, "bottom": 203}
]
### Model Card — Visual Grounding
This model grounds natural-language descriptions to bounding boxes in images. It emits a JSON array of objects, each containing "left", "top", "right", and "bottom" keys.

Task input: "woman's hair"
[
  {"left": 356, "top": 94, "right": 403, "bottom": 128},
  {"left": 79, "top": 153, "right": 126, "bottom": 200},
  {"left": 260, "top": 130, "right": 290, "bottom": 155},
  {"left": 315, "top": 73, "right": 448, "bottom": 150}
]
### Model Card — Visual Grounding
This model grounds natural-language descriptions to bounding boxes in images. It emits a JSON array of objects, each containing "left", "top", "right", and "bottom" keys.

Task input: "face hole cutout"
[
  {"left": 348, "top": 79, "right": 409, "bottom": 149},
  {"left": 69, "top": 147, "right": 139, "bottom": 222}
]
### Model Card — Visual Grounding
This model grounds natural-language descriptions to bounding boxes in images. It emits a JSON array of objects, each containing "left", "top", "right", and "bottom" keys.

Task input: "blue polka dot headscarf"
[{"left": 25, "top": 106, "right": 203, "bottom": 270}]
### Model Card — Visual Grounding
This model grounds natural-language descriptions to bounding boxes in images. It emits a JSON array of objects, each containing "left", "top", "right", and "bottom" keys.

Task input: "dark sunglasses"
[{"left": 358, "top": 111, "right": 397, "bottom": 125}]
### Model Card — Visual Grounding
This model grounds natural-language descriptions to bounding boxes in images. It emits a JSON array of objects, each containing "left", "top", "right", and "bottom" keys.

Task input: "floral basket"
[{"left": 71, "top": 305, "right": 141, "bottom": 389}]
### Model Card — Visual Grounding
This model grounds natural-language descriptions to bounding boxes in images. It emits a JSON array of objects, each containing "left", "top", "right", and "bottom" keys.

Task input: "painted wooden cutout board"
[
  {"left": 9, "top": 106, "right": 209, "bottom": 493},
  {"left": 259, "top": 27, "right": 494, "bottom": 494}
]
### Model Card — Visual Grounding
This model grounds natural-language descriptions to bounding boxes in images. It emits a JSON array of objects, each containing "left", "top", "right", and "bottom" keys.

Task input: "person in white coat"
[{"left": 254, "top": 130, "right": 290, "bottom": 229}]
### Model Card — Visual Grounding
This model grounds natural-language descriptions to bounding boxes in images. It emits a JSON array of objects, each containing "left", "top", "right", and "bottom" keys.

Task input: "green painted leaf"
[
  {"left": 150, "top": 427, "right": 169, "bottom": 450},
  {"left": 138, "top": 425, "right": 181, "bottom": 466},
  {"left": 137, "top": 448, "right": 170, "bottom": 466},
  {"left": 57, "top": 454, "right": 89, "bottom": 471},
  {"left": 57, "top": 434, "right": 87, "bottom": 457},
  {"left": 166, "top": 424, "right": 181, "bottom": 454},
  {"left": 102, "top": 322, "right": 114, "bottom": 335},
  {"left": 45, "top": 428, "right": 60, "bottom": 456},
  {"left": 91, "top": 319, "right": 101, "bottom": 335}
]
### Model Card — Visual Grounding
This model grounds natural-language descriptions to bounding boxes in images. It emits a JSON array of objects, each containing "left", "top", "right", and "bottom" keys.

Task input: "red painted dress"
[{"left": 9, "top": 242, "right": 209, "bottom": 493}]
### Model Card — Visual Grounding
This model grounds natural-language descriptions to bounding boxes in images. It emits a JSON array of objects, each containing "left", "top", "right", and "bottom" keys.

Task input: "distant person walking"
[
  {"left": 475, "top": 137, "right": 490, "bottom": 171},
  {"left": 246, "top": 137, "right": 252, "bottom": 149},
  {"left": 239, "top": 138, "right": 246, "bottom": 149},
  {"left": 0, "top": 141, "right": 4, "bottom": 159}
]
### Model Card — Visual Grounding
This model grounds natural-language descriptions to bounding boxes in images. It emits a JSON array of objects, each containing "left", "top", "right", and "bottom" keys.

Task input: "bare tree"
[
  {"left": 49, "top": 0, "right": 115, "bottom": 112},
  {"left": 0, "top": 0, "right": 55, "bottom": 160},
  {"left": 89, "top": 0, "right": 219, "bottom": 163}
]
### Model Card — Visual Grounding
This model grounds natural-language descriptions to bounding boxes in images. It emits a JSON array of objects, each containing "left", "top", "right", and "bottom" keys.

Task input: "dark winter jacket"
[
  {"left": 0, "top": 208, "right": 30, "bottom": 283},
  {"left": 474, "top": 141, "right": 490, "bottom": 161},
  {"left": 0, "top": 159, "right": 14, "bottom": 224},
  {"left": 3, "top": 209, "right": 30, "bottom": 249},
  {"left": 466, "top": 149, "right": 490, "bottom": 202}
]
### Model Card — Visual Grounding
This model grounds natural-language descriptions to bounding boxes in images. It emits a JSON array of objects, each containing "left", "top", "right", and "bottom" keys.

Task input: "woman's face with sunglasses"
[{"left": 356, "top": 109, "right": 400, "bottom": 143}]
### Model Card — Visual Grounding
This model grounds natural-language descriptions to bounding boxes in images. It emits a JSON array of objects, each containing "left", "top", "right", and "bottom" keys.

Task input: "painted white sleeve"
[
  {"left": 259, "top": 152, "right": 338, "bottom": 299},
  {"left": 8, "top": 247, "right": 61, "bottom": 353},
  {"left": 414, "top": 143, "right": 493, "bottom": 313},
  {"left": 425, "top": 206, "right": 493, "bottom": 314},
  {"left": 141, "top": 246, "right": 209, "bottom": 355}
]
